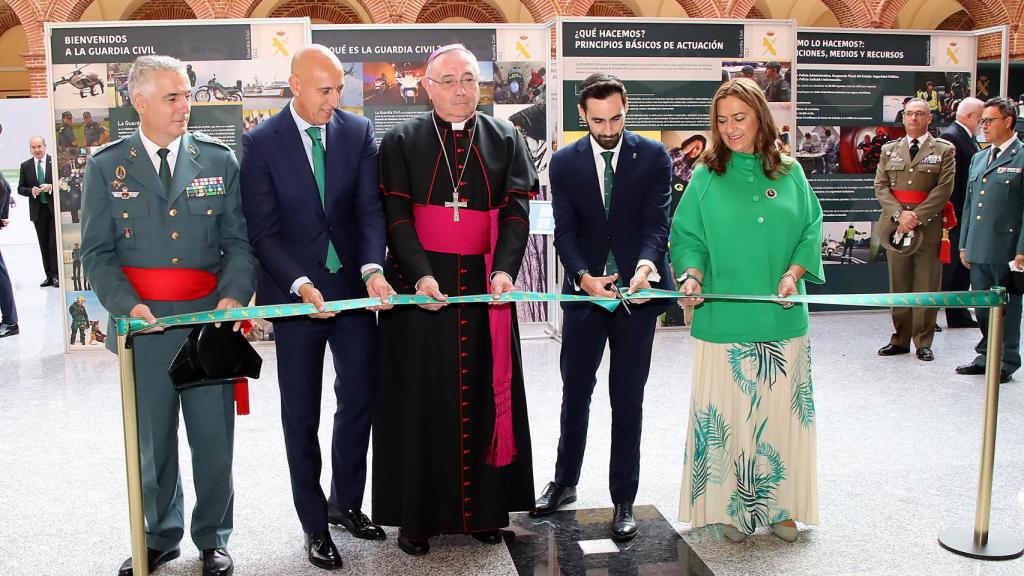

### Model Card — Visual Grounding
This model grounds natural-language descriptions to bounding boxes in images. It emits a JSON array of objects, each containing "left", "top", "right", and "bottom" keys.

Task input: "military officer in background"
[
  {"left": 875, "top": 97, "right": 955, "bottom": 362},
  {"left": 956, "top": 96, "right": 1024, "bottom": 384},
  {"left": 83, "top": 111, "right": 110, "bottom": 146},
  {"left": 81, "top": 55, "right": 256, "bottom": 576},
  {"left": 57, "top": 110, "right": 79, "bottom": 149}
]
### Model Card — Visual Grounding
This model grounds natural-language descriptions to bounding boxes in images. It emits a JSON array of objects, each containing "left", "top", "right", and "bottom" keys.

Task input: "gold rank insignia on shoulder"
[
  {"left": 129, "top": 147, "right": 138, "bottom": 158},
  {"left": 188, "top": 144, "right": 198, "bottom": 155},
  {"left": 115, "top": 165, "right": 126, "bottom": 179}
]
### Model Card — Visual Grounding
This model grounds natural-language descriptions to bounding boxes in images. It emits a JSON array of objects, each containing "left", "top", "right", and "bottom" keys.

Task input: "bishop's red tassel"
[
  {"left": 234, "top": 378, "right": 250, "bottom": 415},
  {"left": 234, "top": 320, "right": 254, "bottom": 415},
  {"left": 940, "top": 229, "right": 952, "bottom": 264}
]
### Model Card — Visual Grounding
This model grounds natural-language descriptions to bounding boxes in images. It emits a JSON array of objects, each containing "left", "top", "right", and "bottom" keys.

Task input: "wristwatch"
[
  {"left": 575, "top": 269, "right": 590, "bottom": 284},
  {"left": 679, "top": 272, "right": 702, "bottom": 287},
  {"left": 893, "top": 209, "right": 903, "bottom": 223}
]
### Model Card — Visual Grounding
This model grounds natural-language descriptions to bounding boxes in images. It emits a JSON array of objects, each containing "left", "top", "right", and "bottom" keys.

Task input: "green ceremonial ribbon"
[{"left": 117, "top": 288, "right": 1006, "bottom": 335}]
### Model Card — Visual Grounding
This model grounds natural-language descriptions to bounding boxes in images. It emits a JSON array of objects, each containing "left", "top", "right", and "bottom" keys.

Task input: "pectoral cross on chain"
[{"left": 445, "top": 190, "right": 468, "bottom": 222}]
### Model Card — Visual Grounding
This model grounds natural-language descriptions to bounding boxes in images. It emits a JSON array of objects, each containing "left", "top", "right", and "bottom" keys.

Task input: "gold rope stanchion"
[
  {"left": 117, "top": 330, "right": 149, "bottom": 576},
  {"left": 939, "top": 287, "right": 1023, "bottom": 559}
]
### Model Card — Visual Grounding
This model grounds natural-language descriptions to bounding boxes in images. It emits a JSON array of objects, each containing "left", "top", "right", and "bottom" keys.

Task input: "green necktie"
[
  {"left": 36, "top": 160, "right": 47, "bottom": 204},
  {"left": 305, "top": 127, "right": 342, "bottom": 273},
  {"left": 156, "top": 148, "right": 172, "bottom": 193},
  {"left": 600, "top": 150, "right": 618, "bottom": 280}
]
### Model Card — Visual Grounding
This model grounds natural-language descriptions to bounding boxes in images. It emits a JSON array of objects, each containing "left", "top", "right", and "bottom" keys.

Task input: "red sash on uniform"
[
  {"left": 122, "top": 266, "right": 252, "bottom": 415},
  {"left": 413, "top": 204, "right": 518, "bottom": 468},
  {"left": 892, "top": 190, "right": 957, "bottom": 263}
]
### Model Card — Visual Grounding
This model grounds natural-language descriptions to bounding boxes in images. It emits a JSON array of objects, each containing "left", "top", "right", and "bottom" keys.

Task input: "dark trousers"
[
  {"left": 969, "top": 263, "right": 1022, "bottom": 374},
  {"left": 942, "top": 227, "right": 974, "bottom": 325},
  {"left": 554, "top": 306, "right": 657, "bottom": 504},
  {"left": 273, "top": 309, "right": 376, "bottom": 533},
  {"left": 0, "top": 249, "right": 16, "bottom": 325},
  {"left": 32, "top": 206, "right": 58, "bottom": 279}
]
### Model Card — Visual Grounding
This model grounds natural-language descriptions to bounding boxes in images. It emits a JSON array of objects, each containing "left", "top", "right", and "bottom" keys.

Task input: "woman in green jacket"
[{"left": 672, "top": 78, "right": 824, "bottom": 543}]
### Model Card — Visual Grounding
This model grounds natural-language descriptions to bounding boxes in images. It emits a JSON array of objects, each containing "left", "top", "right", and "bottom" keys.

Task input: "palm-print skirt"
[{"left": 679, "top": 336, "right": 818, "bottom": 534}]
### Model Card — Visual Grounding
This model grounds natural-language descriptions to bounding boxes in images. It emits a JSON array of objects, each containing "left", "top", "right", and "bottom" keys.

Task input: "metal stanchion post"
[
  {"left": 117, "top": 330, "right": 149, "bottom": 576},
  {"left": 939, "top": 290, "right": 1023, "bottom": 559}
]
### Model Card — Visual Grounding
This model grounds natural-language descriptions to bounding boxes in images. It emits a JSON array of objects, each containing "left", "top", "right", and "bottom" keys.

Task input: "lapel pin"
[
  {"left": 188, "top": 144, "right": 198, "bottom": 155},
  {"left": 115, "top": 165, "right": 126, "bottom": 180},
  {"left": 632, "top": 152, "right": 637, "bottom": 159},
  {"left": 765, "top": 188, "right": 778, "bottom": 199},
  {"left": 128, "top": 147, "right": 137, "bottom": 158}
]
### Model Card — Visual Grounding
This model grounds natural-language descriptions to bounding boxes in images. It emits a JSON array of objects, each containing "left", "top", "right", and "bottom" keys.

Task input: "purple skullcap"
[{"left": 427, "top": 43, "right": 469, "bottom": 64}]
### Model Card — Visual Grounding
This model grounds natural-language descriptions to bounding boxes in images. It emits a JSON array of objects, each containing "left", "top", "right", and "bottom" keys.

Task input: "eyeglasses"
[
  {"left": 428, "top": 76, "right": 478, "bottom": 90},
  {"left": 903, "top": 111, "right": 930, "bottom": 118},
  {"left": 980, "top": 116, "right": 1007, "bottom": 127}
]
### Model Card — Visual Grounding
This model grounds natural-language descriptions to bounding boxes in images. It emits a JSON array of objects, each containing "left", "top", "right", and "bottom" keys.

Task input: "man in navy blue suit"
[
  {"left": 241, "top": 44, "right": 394, "bottom": 571},
  {"left": 531, "top": 73, "right": 671, "bottom": 541},
  {"left": 0, "top": 172, "right": 18, "bottom": 337}
]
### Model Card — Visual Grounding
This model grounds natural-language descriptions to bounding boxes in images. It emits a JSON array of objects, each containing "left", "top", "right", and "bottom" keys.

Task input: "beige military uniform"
[{"left": 874, "top": 133, "right": 955, "bottom": 349}]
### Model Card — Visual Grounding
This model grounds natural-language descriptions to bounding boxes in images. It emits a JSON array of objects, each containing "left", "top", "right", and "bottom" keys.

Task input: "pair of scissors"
[{"left": 614, "top": 286, "right": 632, "bottom": 315}]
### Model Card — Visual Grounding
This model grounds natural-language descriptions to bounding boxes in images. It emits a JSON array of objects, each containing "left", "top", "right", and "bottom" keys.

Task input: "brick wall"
[
  {"left": 127, "top": 0, "right": 196, "bottom": 20},
  {"left": 269, "top": 0, "right": 364, "bottom": 22}
]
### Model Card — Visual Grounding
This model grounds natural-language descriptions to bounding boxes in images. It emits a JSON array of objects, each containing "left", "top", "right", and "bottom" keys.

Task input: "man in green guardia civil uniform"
[
  {"left": 956, "top": 96, "right": 1024, "bottom": 384},
  {"left": 874, "top": 98, "right": 955, "bottom": 362},
  {"left": 81, "top": 55, "right": 255, "bottom": 576}
]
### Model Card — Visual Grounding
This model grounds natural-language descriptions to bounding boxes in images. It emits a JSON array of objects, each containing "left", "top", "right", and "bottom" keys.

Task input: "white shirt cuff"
[
  {"left": 360, "top": 263, "right": 383, "bottom": 278},
  {"left": 291, "top": 276, "right": 312, "bottom": 295},
  {"left": 637, "top": 260, "right": 660, "bottom": 283}
]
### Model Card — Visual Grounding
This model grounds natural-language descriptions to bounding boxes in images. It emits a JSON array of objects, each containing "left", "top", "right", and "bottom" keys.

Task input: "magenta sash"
[{"left": 413, "top": 204, "right": 517, "bottom": 467}]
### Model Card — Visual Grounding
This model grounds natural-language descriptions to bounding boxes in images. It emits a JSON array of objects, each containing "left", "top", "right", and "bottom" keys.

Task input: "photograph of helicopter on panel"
[{"left": 51, "top": 63, "right": 108, "bottom": 109}]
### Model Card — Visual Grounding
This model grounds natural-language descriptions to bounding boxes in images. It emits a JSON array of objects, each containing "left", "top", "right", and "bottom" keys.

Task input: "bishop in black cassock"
[{"left": 372, "top": 44, "right": 537, "bottom": 553}]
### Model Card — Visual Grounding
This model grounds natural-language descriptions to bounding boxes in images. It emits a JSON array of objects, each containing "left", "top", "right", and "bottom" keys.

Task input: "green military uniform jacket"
[
  {"left": 670, "top": 153, "right": 824, "bottom": 344},
  {"left": 69, "top": 301, "right": 89, "bottom": 324},
  {"left": 960, "top": 137, "right": 1024, "bottom": 264},
  {"left": 874, "top": 134, "right": 955, "bottom": 255},
  {"left": 80, "top": 129, "right": 256, "bottom": 354}
]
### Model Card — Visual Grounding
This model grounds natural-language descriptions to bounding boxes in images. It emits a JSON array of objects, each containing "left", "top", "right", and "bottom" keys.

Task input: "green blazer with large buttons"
[
  {"left": 960, "top": 138, "right": 1024, "bottom": 265},
  {"left": 80, "top": 129, "right": 256, "bottom": 353}
]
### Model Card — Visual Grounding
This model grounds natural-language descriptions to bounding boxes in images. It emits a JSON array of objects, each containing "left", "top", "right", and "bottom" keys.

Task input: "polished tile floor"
[{"left": 2, "top": 226, "right": 1024, "bottom": 575}]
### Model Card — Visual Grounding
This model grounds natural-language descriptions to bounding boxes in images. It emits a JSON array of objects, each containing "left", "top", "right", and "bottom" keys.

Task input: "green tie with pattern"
[
  {"left": 157, "top": 148, "right": 172, "bottom": 193},
  {"left": 305, "top": 126, "right": 342, "bottom": 273},
  {"left": 600, "top": 150, "right": 618, "bottom": 280},
  {"left": 36, "top": 159, "right": 47, "bottom": 204}
]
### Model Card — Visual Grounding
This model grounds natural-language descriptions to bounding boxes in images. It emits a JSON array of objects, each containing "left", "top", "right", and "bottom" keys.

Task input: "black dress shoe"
[
  {"left": 397, "top": 531, "right": 430, "bottom": 556},
  {"left": 305, "top": 531, "right": 342, "bottom": 570},
  {"left": 530, "top": 481, "right": 577, "bottom": 517},
  {"left": 51, "top": 277, "right": 59, "bottom": 288},
  {"left": 200, "top": 548, "right": 233, "bottom": 576},
  {"left": 916, "top": 347, "right": 934, "bottom": 361},
  {"left": 1001, "top": 370, "right": 1013, "bottom": 384},
  {"left": 956, "top": 363, "right": 985, "bottom": 375},
  {"left": 948, "top": 320, "right": 979, "bottom": 328},
  {"left": 471, "top": 530, "right": 504, "bottom": 544},
  {"left": 117, "top": 547, "right": 180, "bottom": 575},
  {"left": 39, "top": 278, "right": 52, "bottom": 287},
  {"left": 878, "top": 344, "right": 910, "bottom": 356},
  {"left": 934, "top": 325, "right": 943, "bottom": 332},
  {"left": 610, "top": 501, "right": 638, "bottom": 541},
  {"left": 0, "top": 323, "right": 18, "bottom": 338},
  {"left": 327, "top": 506, "right": 386, "bottom": 540}
]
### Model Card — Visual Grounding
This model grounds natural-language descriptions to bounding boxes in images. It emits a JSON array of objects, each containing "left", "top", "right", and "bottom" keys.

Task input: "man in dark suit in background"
[
  {"left": 939, "top": 97, "right": 983, "bottom": 328},
  {"left": 0, "top": 172, "right": 18, "bottom": 337},
  {"left": 17, "top": 136, "right": 58, "bottom": 287},
  {"left": 532, "top": 73, "right": 672, "bottom": 541},
  {"left": 241, "top": 44, "right": 393, "bottom": 571}
]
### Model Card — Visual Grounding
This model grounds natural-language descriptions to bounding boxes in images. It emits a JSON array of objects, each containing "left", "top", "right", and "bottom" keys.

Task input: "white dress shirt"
[
  {"left": 138, "top": 129, "right": 182, "bottom": 176},
  {"left": 287, "top": 100, "right": 382, "bottom": 294},
  {"left": 587, "top": 135, "right": 660, "bottom": 283}
]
